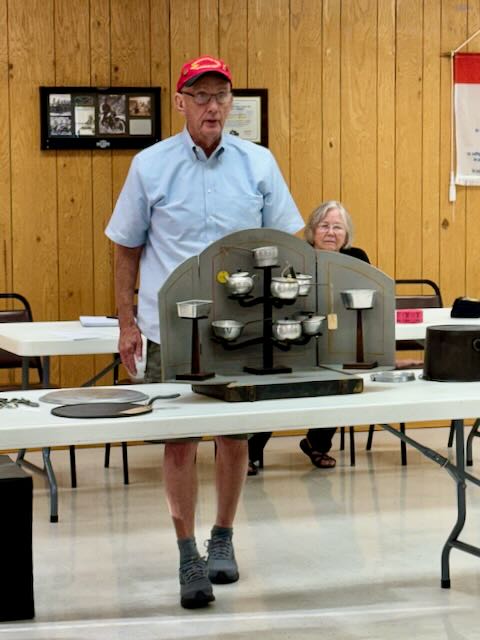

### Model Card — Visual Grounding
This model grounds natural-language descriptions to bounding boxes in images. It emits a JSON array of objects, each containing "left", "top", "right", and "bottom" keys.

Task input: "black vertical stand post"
[
  {"left": 243, "top": 265, "right": 292, "bottom": 375},
  {"left": 356, "top": 309, "right": 364, "bottom": 363},
  {"left": 343, "top": 307, "right": 377, "bottom": 370},
  {"left": 176, "top": 316, "right": 215, "bottom": 381},
  {"left": 191, "top": 317, "right": 201, "bottom": 375},
  {"left": 263, "top": 266, "right": 273, "bottom": 370}
]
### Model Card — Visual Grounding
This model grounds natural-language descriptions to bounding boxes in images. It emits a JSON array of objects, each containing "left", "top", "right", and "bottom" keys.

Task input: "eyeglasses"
[
  {"left": 181, "top": 90, "right": 232, "bottom": 105},
  {"left": 316, "top": 223, "right": 346, "bottom": 233}
]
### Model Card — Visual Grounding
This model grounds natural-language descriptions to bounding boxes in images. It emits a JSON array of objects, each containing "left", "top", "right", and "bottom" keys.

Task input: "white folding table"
[
  {"left": 0, "top": 321, "right": 121, "bottom": 519},
  {"left": 395, "top": 307, "right": 480, "bottom": 341},
  {"left": 1, "top": 374, "right": 480, "bottom": 588},
  {"left": 0, "top": 321, "right": 120, "bottom": 389}
]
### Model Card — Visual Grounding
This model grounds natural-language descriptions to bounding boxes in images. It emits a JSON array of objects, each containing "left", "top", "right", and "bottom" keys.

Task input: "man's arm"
[{"left": 115, "top": 243, "right": 144, "bottom": 375}]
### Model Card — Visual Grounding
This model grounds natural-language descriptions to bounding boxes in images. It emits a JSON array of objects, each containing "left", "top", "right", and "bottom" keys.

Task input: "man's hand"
[
  {"left": 118, "top": 323, "right": 143, "bottom": 376},
  {"left": 114, "top": 243, "right": 144, "bottom": 375}
]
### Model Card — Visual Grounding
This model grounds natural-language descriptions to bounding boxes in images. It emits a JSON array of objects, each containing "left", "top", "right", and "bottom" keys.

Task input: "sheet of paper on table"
[{"left": 79, "top": 316, "right": 119, "bottom": 327}]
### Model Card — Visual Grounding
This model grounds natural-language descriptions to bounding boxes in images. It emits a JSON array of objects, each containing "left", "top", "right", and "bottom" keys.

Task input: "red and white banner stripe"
[{"left": 455, "top": 52, "right": 480, "bottom": 185}]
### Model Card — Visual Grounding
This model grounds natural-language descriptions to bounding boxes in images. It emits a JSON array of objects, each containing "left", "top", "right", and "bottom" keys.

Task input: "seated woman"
[{"left": 248, "top": 200, "right": 370, "bottom": 475}]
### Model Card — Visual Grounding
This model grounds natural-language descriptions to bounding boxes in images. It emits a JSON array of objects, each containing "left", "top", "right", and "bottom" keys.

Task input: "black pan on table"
[{"left": 51, "top": 394, "right": 180, "bottom": 419}]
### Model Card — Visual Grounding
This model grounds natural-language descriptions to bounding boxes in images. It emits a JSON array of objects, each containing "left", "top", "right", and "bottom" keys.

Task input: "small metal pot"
[
  {"left": 296, "top": 273, "right": 313, "bottom": 296},
  {"left": 211, "top": 320, "right": 244, "bottom": 341},
  {"left": 340, "top": 289, "right": 376, "bottom": 310},
  {"left": 272, "top": 318, "right": 302, "bottom": 341},
  {"left": 270, "top": 276, "right": 299, "bottom": 300},
  {"left": 252, "top": 245, "right": 279, "bottom": 267},
  {"left": 225, "top": 271, "right": 256, "bottom": 296},
  {"left": 300, "top": 315, "right": 325, "bottom": 335}
]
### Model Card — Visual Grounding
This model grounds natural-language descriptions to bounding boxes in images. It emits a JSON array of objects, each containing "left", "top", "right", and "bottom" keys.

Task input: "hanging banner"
[{"left": 455, "top": 52, "right": 480, "bottom": 185}]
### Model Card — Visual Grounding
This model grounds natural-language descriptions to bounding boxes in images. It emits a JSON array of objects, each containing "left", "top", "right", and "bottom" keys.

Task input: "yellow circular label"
[{"left": 216, "top": 270, "right": 229, "bottom": 284}]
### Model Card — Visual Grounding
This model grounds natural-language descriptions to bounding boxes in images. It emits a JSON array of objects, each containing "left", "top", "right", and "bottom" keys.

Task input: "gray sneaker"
[
  {"left": 206, "top": 536, "right": 240, "bottom": 584},
  {"left": 179, "top": 557, "right": 215, "bottom": 609}
]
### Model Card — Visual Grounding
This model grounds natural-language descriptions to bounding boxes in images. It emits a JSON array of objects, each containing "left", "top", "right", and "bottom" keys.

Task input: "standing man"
[{"left": 105, "top": 55, "right": 304, "bottom": 609}]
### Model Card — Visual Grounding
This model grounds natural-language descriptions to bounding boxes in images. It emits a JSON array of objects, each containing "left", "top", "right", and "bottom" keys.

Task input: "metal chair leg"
[
  {"left": 349, "top": 426, "right": 355, "bottom": 466},
  {"left": 340, "top": 427, "right": 345, "bottom": 450},
  {"left": 400, "top": 423, "right": 407, "bottom": 466},
  {"left": 42, "top": 447, "right": 58, "bottom": 523},
  {"left": 104, "top": 443, "right": 111, "bottom": 468},
  {"left": 69, "top": 445, "right": 77, "bottom": 488},
  {"left": 121, "top": 442, "right": 129, "bottom": 484},
  {"left": 467, "top": 418, "right": 480, "bottom": 466},
  {"left": 366, "top": 425, "right": 375, "bottom": 450},
  {"left": 448, "top": 420, "right": 455, "bottom": 448}
]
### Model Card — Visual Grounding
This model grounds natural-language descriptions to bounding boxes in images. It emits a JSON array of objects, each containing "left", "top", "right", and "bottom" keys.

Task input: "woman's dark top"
[{"left": 340, "top": 246, "right": 370, "bottom": 264}]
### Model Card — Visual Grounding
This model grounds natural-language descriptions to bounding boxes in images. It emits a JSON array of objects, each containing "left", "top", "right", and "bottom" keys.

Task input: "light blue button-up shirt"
[{"left": 106, "top": 128, "right": 303, "bottom": 342}]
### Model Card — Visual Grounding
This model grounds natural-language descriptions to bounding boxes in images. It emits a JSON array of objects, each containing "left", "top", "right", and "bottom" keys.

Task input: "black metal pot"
[{"left": 423, "top": 325, "right": 480, "bottom": 382}]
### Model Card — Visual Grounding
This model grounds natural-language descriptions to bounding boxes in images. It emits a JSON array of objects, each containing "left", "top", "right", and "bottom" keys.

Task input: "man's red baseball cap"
[{"left": 176, "top": 55, "right": 232, "bottom": 93}]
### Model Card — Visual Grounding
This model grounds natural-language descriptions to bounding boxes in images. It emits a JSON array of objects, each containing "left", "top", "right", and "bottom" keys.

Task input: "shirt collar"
[{"left": 181, "top": 127, "right": 225, "bottom": 162}]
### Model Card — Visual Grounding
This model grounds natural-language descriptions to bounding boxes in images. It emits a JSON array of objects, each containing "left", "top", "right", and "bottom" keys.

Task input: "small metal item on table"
[
  {"left": 39, "top": 388, "right": 149, "bottom": 404},
  {"left": 0, "top": 398, "right": 40, "bottom": 408},
  {"left": 370, "top": 371, "right": 416, "bottom": 383},
  {"left": 176, "top": 300, "right": 215, "bottom": 381}
]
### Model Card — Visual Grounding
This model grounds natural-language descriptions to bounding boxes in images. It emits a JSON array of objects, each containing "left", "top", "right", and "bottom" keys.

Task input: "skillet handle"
[{"left": 147, "top": 393, "right": 181, "bottom": 406}]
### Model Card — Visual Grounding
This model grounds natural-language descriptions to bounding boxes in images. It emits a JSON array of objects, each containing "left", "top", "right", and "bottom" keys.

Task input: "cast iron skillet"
[{"left": 51, "top": 394, "right": 180, "bottom": 419}]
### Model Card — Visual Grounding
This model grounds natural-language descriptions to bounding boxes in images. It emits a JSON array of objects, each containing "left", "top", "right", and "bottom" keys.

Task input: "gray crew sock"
[
  {"left": 178, "top": 537, "right": 200, "bottom": 565},
  {"left": 211, "top": 525, "right": 233, "bottom": 540}
]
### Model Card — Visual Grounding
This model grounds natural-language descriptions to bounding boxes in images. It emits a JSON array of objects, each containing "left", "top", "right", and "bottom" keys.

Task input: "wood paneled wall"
[{"left": 1, "top": 0, "right": 480, "bottom": 387}]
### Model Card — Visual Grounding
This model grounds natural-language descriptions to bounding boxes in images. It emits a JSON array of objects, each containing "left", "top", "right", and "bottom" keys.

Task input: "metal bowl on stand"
[
  {"left": 296, "top": 273, "right": 313, "bottom": 296},
  {"left": 211, "top": 320, "right": 245, "bottom": 341},
  {"left": 252, "top": 246, "right": 279, "bottom": 267},
  {"left": 176, "top": 299, "right": 212, "bottom": 318},
  {"left": 300, "top": 315, "right": 325, "bottom": 335},
  {"left": 272, "top": 318, "right": 302, "bottom": 341},
  {"left": 270, "top": 277, "right": 299, "bottom": 300},
  {"left": 340, "top": 289, "right": 376, "bottom": 310}
]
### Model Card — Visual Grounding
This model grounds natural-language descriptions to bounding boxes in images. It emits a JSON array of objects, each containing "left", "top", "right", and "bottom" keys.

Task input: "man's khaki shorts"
[{"left": 145, "top": 340, "right": 248, "bottom": 442}]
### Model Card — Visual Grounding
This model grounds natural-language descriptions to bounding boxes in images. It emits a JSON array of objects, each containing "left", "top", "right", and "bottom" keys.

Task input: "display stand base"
[
  {"left": 192, "top": 372, "right": 364, "bottom": 402},
  {"left": 176, "top": 372, "right": 215, "bottom": 381},
  {"left": 343, "top": 361, "right": 378, "bottom": 370},
  {"left": 243, "top": 366, "right": 292, "bottom": 375}
]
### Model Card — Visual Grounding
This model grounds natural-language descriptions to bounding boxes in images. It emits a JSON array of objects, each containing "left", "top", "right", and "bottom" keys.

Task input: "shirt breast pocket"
[{"left": 214, "top": 193, "right": 264, "bottom": 230}]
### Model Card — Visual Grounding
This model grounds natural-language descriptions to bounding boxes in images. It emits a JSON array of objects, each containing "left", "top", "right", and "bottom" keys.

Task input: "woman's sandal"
[{"left": 299, "top": 438, "right": 336, "bottom": 469}]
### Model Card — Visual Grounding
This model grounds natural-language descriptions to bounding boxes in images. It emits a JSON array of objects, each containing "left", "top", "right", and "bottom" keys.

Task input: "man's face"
[{"left": 175, "top": 74, "right": 233, "bottom": 153}]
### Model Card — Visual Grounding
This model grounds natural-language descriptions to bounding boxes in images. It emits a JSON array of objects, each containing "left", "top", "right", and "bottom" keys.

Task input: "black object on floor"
[{"left": 0, "top": 455, "right": 34, "bottom": 621}]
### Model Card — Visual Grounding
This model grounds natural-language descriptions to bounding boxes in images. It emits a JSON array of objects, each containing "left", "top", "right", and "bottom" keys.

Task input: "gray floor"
[{"left": 3, "top": 427, "right": 480, "bottom": 639}]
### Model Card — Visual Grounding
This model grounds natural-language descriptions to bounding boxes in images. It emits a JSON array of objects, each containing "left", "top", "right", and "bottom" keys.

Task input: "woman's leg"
[
  {"left": 247, "top": 432, "right": 272, "bottom": 475},
  {"left": 299, "top": 428, "right": 337, "bottom": 468},
  {"left": 248, "top": 432, "right": 272, "bottom": 463},
  {"left": 306, "top": 427, "right": 336, "bottom": 453}
]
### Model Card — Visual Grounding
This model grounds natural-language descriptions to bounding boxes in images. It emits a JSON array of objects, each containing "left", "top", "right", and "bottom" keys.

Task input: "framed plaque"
[
  {"left": 224, "top": 89, "right": 268, "bottom": 147},
  {"left": 40, "top": 86, "right": 161, "bottom": 150}
]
